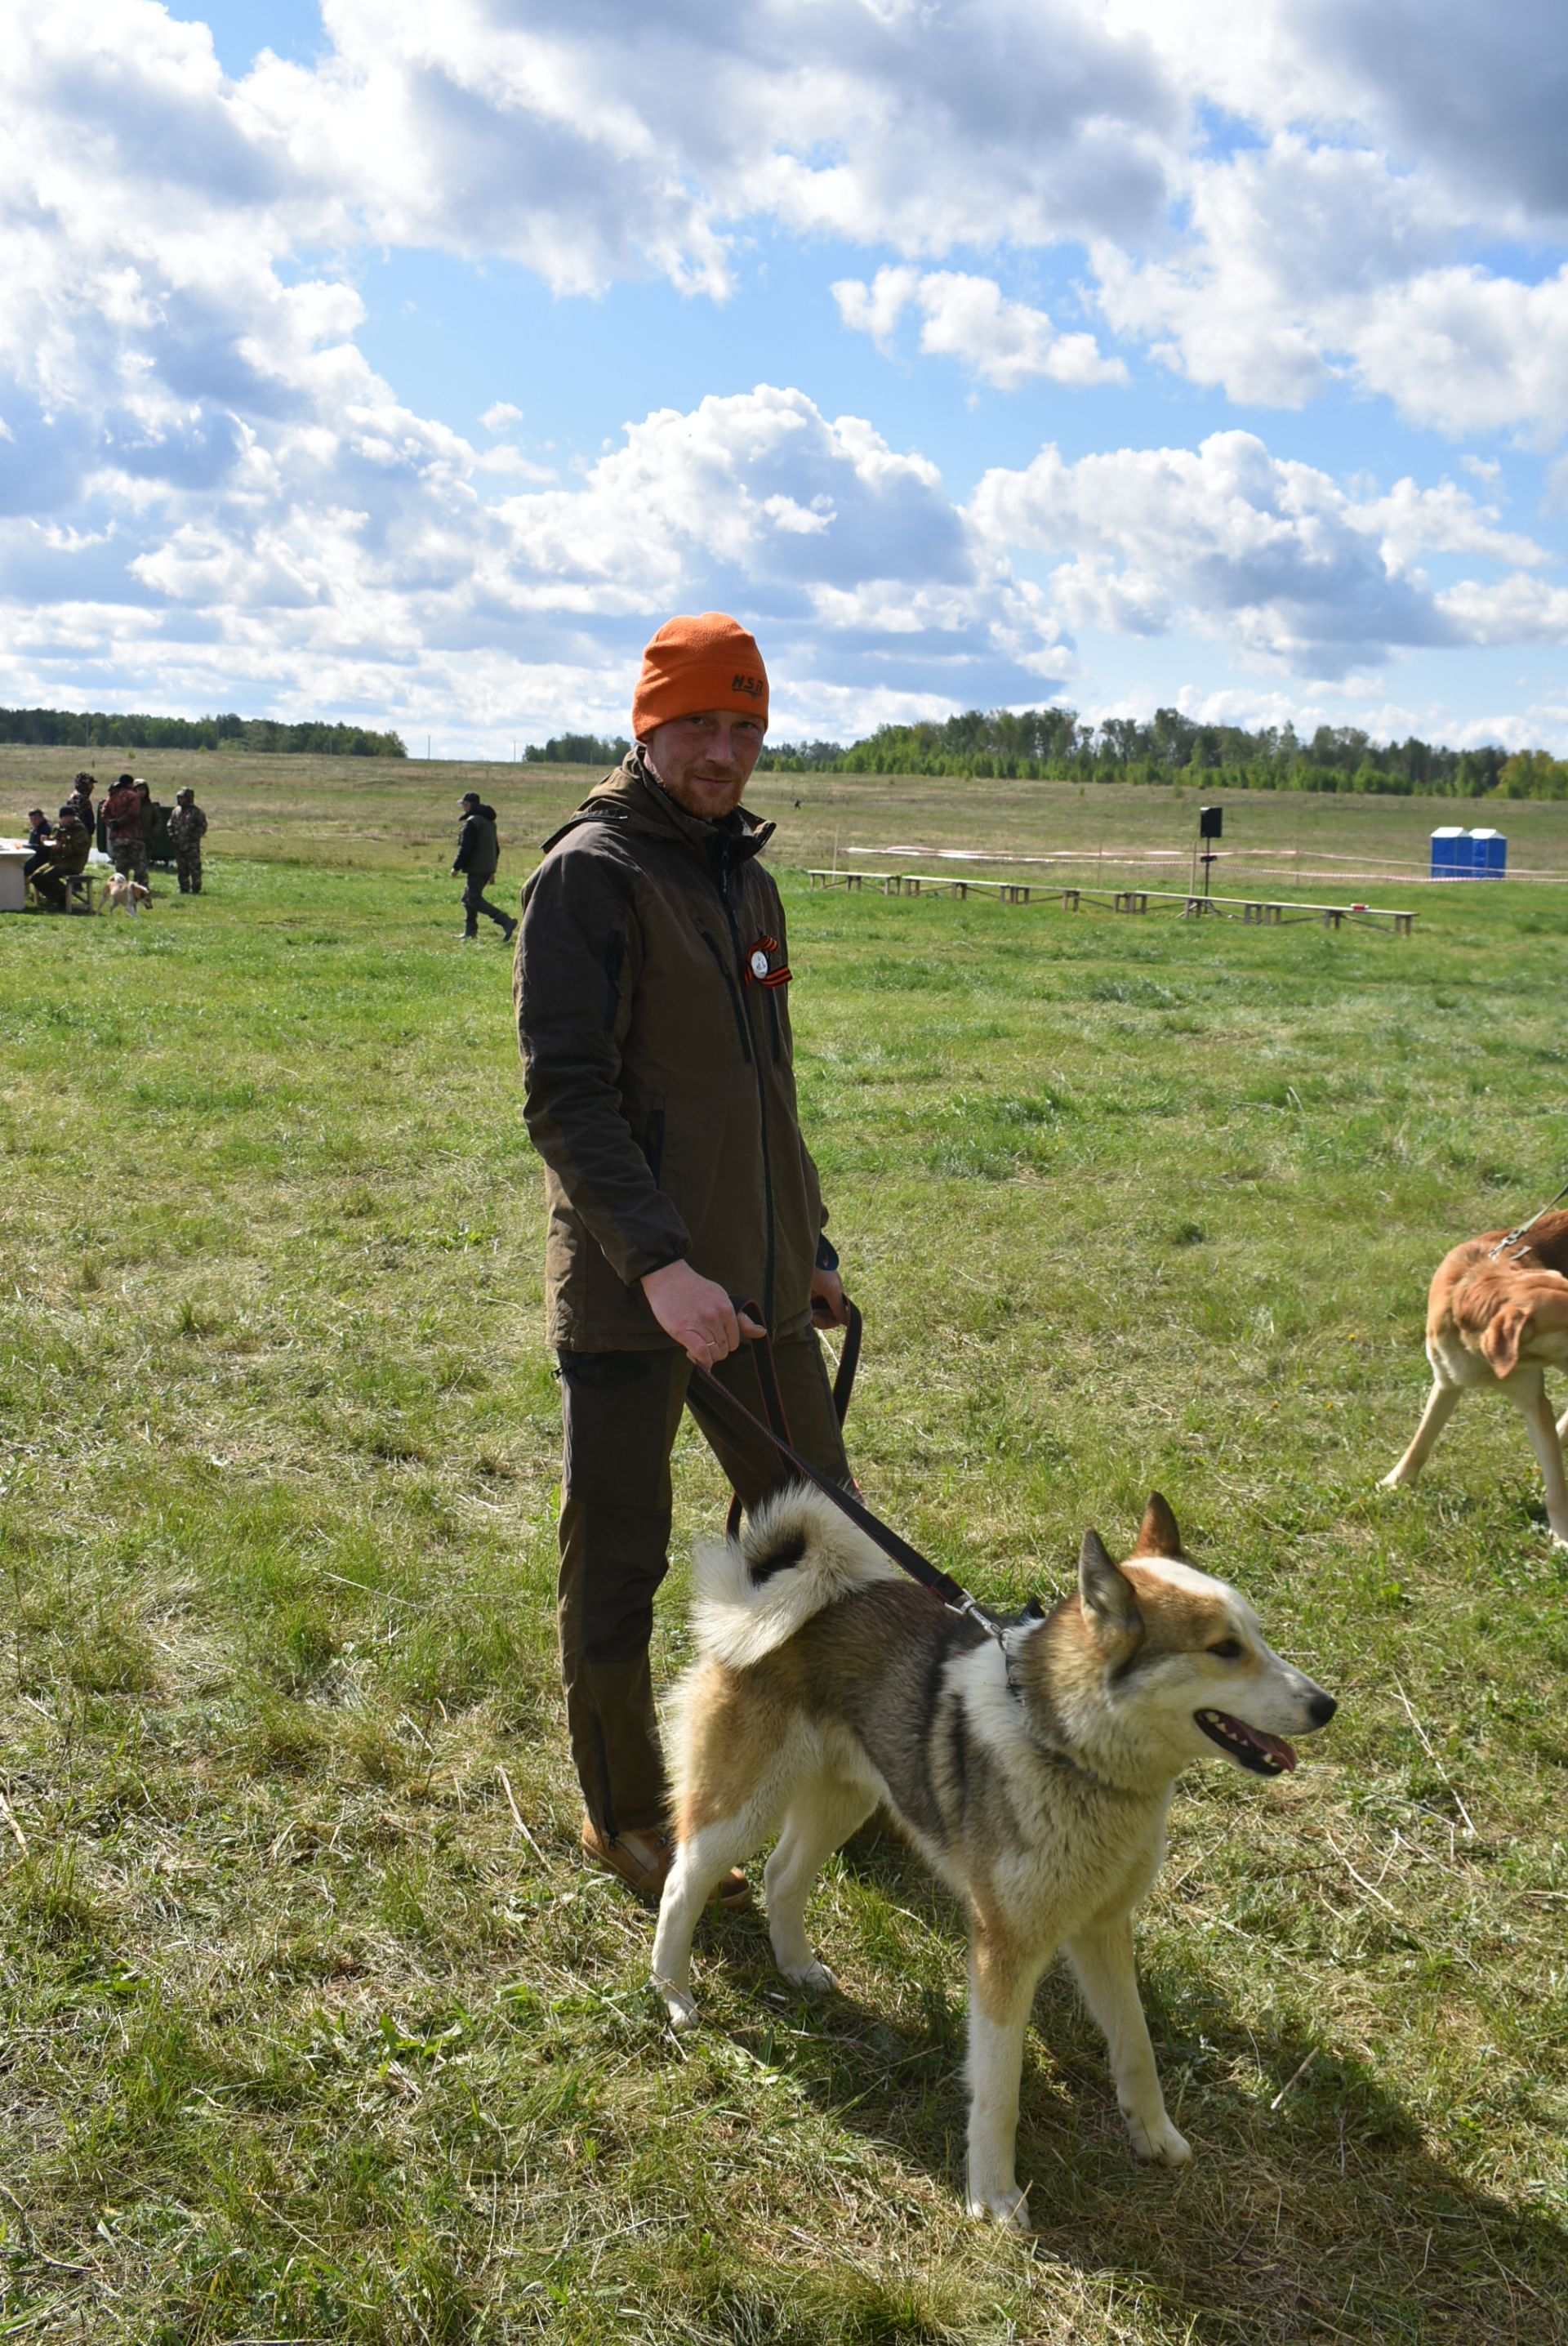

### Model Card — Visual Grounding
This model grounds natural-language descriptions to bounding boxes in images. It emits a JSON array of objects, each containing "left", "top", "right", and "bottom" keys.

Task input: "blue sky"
[{"left": 4, "top": 0, "right": 1568, "bottom": 753}]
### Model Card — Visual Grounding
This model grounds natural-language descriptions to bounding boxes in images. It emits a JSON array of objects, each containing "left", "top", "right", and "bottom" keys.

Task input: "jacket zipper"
[
  {"left": 715, "top": 854, "right": 777, "bottom": 1328},
  {"left": 700, "top": 932, "right": 752, "bottom": 1064}
]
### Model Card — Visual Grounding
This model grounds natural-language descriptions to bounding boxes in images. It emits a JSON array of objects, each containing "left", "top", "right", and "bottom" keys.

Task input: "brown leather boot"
[{"left": 580, "top": 1817, "right": 751, "bottom": 1911}]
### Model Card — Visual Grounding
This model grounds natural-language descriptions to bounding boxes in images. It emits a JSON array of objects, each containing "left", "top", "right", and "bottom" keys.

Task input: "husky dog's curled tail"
[{"left": 690, "top": 1485, "right": 898, "bottom": 1670}]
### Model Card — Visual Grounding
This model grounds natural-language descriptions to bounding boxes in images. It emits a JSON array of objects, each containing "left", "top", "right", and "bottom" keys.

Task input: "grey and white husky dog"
[{"left": 651, "top": 1487, "right": 1336, "bottom": 2229}]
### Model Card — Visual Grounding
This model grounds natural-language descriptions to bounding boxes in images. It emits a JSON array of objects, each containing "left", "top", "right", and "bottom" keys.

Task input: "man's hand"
[
  {"left": 641, "top": 1260, "right": 764, "bottom": 1368},
  {"left": 810, "top": 1267, "right": 849, "bottom": 1328}
]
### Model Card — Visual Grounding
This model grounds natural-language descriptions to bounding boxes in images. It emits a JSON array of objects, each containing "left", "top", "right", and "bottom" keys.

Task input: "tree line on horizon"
[
  {"left": 523, "top": 709, "right": 1566, "bottom": 798},
  {"left": 756, "top": 706, "right": 1568, "bottom": 799},
  {"left": 0, "top": 706, "right": 407, "bottom": 759},
  {"left": 7, "top": 702, "right": 1565, "bottom": 797}
]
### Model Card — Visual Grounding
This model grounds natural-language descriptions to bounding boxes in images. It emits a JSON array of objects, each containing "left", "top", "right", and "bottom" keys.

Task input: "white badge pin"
[{"left": 750, "top": 948, "right": 771, "bottom": 980}]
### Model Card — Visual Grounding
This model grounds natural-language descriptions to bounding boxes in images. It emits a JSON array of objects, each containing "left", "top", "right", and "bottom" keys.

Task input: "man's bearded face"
[{"left": 644, "top": 711, "right": 765, "bottom": 819}]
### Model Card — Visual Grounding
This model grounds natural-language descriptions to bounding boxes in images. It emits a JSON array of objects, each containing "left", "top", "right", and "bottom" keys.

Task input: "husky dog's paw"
[
  {"left": 1377, "top": 1468, "right": 1409, "bottom": 1490},
  {"left": 1126, "top": 2110, "right": 1192, "bottom": 2165},
  {"left": 966, "top": 2183, "right": 1032, "bottom": 2232},
  {"left": 651, "top": 1974, "right": 699, "bottom": 2032},
  {"left": 781, "top": 1960, "right": 838, "bottom": 1996}
]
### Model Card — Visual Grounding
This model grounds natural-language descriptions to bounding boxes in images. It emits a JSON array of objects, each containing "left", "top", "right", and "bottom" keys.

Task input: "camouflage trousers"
[
  {"left": 109, "top": 835, "right": 149, "bottom": 886},
  {"left": 176, "top": 847, "right": 203, "bottom": 894}
]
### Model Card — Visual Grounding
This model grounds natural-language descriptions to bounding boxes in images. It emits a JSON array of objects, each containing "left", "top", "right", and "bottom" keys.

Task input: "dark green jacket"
[
  {"left": 516, "top": 753, "right": 824, "bottom": 1351},
  {"left": 453, "top": 805, "right": 498, "bottom": 877},
  {"left": 40, "top": 821, "right": 91, "bottom": 876}
]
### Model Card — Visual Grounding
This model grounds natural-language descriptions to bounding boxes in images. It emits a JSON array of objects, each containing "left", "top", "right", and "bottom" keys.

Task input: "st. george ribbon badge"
[{"left": 744, "top": 933, "right": 791, "bottom": 988}]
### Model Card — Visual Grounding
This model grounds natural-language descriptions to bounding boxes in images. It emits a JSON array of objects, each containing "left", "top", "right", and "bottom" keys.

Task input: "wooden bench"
[{"left": 24, "top": 872, "right": 98, "bottom": 913}]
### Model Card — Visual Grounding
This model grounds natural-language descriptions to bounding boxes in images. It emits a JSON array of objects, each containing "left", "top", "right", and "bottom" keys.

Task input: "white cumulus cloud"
[
  {"left": 835, "top": 268, "right": 1126, "bottom": 391},
  {"left": 969, "top": 430, "right": 1566, "bottom": 678}
]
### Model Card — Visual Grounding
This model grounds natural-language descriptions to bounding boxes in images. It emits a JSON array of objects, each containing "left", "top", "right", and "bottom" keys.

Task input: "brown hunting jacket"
[{"left": 516, "top": 752, "right": 826, "bottom": 1352}]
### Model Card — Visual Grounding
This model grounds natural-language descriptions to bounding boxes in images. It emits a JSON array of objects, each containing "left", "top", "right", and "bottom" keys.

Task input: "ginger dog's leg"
[
  {"left": 1516, "top": 1372, "right": 1568, "bottom": 1546},
  {"left": 1380, "top": 1379, "right": 1461, "bottom": 1487}
]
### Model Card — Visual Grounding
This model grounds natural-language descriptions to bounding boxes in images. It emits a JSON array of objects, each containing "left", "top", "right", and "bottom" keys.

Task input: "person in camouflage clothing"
[
  {"left": 65, "top": 773, "right": 96, "bottom": 835},
  {"left": 102, "top": 774, "right": 149, "bottom": 887},
  {"left": 169, "top": 788, "right": 208, "bottom": 893},
  {"left": 29, "top": 810, "right": 91, "bottom": 911}
]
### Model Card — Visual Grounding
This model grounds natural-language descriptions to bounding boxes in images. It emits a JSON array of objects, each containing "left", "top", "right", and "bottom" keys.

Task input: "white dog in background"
[{"left": 100, "top": 875, "right": 152, "bottom": 916}]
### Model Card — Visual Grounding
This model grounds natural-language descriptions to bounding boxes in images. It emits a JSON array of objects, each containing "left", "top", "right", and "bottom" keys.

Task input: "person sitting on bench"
[
  {"left": 30, "top": 810, "right": 91, "bottom": 910},
  {"left": 22, "top": 809, "right": 52, "bottom": 881}
]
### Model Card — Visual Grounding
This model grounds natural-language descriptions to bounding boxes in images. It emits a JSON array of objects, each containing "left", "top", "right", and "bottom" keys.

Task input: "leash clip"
[
  {"left": 1487, "top": 1175, "right": 1568, "bottom": 1260},
  {"left": 950, "top": 1591, "right": 1008, "bottom": 1649}
]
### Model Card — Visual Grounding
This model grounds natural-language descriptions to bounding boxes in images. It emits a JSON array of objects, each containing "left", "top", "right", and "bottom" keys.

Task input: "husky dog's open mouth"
[{"left": 1194, "top": 1710, "right": 1298, "bottom": 1775}]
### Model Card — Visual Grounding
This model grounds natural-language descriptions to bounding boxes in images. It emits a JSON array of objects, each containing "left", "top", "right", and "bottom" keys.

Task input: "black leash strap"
[
  {"left": 722, "top": 1296, "right": 859, "bottom": 1541},
  {"left": 697, "top": 1299, "right": 1001, "bottom": 1635}
]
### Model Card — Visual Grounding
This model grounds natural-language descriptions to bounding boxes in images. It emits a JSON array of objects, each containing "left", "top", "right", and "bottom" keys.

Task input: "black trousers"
[
  {"left": 462, "top": 871, "right": 510, "bottom": 934},
  {"left": 556, "top": 1332, "right": 852, "bottom": 1836}
]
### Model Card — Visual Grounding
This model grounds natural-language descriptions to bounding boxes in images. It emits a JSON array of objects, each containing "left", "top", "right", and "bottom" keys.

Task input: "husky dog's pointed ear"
[
  {"left": 1131, "top": 1492, "right": 1184, "bottom": 1559},
  {"left": 1079, "top": 1529, "right": 1143, "bottom": 1651},
  {"left": 1481, "top": 1302, "right": 1530, "bottom": 1379}
]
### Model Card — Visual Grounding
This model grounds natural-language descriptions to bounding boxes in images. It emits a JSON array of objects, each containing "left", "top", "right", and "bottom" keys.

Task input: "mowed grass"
[{"left": 1, "top": 774, "right": 1567, "bottom": 2344}]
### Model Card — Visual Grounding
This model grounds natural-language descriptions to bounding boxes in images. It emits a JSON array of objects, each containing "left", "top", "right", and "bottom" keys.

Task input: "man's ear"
[
  {"left": 1079, "top": 1529, "right": 1144, "bottom": 1652},
  {"left": 1130, "top": 1492, "right": 1184, "bottom": 1559},
  {"left": 1481, "top": 1302, "right": 1530, "bottom": 1378}
]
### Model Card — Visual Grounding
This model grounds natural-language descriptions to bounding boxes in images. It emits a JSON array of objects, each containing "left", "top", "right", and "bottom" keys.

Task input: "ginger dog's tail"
[{"left": 690, "top": 1485, "right": 897, "bottom": 1670}]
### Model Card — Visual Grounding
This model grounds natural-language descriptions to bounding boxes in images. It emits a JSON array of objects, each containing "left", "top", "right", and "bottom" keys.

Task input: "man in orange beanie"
[{"left": 515, "top": 613, "right": 853, "bottom": 1907}]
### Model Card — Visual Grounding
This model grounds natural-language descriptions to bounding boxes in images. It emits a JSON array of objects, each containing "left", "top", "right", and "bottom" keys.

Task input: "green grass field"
[{"left": 2, "top": 760, "right": 1566, "bottom": 2344}]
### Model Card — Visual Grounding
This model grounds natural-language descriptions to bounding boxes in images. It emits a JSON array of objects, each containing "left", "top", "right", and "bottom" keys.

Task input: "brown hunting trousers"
[{"left": 556, "top": 1331, "right": 852, "bottom": 1837}]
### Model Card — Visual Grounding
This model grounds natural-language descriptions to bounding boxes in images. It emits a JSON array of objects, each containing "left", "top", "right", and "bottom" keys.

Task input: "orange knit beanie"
[{"left": 631, "top": 612, "right": 769, "bottom": 739}]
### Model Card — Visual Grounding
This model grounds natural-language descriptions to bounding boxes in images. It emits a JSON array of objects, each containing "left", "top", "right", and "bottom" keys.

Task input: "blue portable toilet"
[
  {"left": 1430, "top": 824, "right": 1467, "bottom": 877},
  {"left": 1468, "top": 826, "right": 1507, "bottom": 877}
]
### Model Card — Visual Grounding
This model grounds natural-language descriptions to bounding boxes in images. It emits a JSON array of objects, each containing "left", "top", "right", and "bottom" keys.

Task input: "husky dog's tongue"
[{"left": 1195, "top": 1710, "right": 1298, "bottom": 1776}]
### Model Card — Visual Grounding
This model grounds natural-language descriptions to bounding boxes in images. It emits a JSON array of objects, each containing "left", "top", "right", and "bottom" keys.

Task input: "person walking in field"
[
  {"left": 102, "top": 773, "right": 148, "bottom": 888},
  {"left": 452, "top": 789, "right": 516, "bottom": 943},
  {"left": 169, "top": 788, "right": 208, "bottom": 893},
  {"left": 514, "top": 612, "right": 853, "bottom": 1906}
]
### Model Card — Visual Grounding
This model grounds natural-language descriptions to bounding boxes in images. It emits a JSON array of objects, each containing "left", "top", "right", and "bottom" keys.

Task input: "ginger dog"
[{"left": 1382, "top": 1210, "right": 1568, "bottom": 1545}]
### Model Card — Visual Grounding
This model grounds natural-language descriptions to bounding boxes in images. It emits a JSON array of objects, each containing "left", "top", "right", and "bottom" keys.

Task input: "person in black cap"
[{"left": 452, "top": 789, "right": 516, "bottom": 943}]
